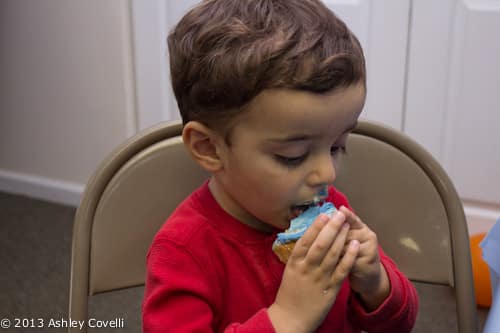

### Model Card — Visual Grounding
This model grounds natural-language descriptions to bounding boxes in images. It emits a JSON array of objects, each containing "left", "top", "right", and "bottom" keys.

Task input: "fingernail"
[
  {"left": 334, "top": 211, "right": 345, "bottom": 220},
  {"left": 319, "top": 214, "right": 330, "bottom": 223},
  {"left": 350, "top": 240, "right": 360, "bottom": 249},
  {"left": 342, "top": 222, "right": 350, "bottom": 229}
]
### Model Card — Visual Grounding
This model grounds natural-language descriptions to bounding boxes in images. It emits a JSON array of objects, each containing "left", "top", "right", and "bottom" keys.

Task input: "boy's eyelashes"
[
  {"left": 274, "top": 146, "right": 347, "bottom": 167},
  {"left": 330, "top": 145, "right": 348, "bottom": 156},
  {"left": 274, "top": 153, "right": 309, "bottom": 167}
]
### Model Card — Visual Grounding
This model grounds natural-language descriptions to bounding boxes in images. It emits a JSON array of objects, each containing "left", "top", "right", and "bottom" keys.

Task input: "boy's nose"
[{"left": 307, "top": 155, "right": 336, "bottom": 187}]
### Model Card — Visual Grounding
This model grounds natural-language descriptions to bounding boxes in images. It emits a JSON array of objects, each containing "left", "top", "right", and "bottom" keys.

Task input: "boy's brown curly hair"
[{"left": 168, "top": 0, "right": 366, "bottom": 139}]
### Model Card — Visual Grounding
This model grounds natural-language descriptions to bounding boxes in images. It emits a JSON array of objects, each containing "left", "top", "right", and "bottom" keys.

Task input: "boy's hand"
[
  {"left": 268, "top": 211, "right": 360, "bottom": 333},
  {"left": 339, "top": 206, "right": 390, "bottom": 311}
]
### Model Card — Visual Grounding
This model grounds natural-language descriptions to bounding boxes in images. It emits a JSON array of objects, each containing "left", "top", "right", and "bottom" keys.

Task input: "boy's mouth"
[{"left": 290, "top": 196, "right": 326, "bottom": 219}]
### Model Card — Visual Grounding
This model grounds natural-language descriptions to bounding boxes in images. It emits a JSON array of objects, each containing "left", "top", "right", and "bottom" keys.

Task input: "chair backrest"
[
  {"left": 69, "top": 120, "right": 208, "bottom": 333},
  {"left": 334, "top": 120, "right": 478, "bottom": 333},
  {"left": 69, "top": 119, "right": 478, "bottom": 333}
]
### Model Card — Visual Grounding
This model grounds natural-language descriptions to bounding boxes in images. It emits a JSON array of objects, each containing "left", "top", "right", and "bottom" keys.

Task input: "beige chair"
[
  {"left": 69, "top": 119, "right": 478, "bottom": 333},
  {"left": 334, "top": 120, "right": 478, "bottom": 333},
  {"left": 68, "top": 120, "right": 209, "bottom": 333}
]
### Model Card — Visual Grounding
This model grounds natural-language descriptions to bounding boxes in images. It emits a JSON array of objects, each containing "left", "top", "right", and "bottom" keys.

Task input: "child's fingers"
[
  {"left": 321, "top": 221, "right": 350, "bottom": 273},
  {"left": 345, "top": 229, "right": 367, "bottom": 243},
  {"left": 343, "top": 232, "right": 379, "bottom": 268},
  {"left": 346, "top": 227, "right": 377, "bottom": 246},
  {"left": 339, "top": 206, "right": 364, "bottom": 229},
  {"left": 304, "top": 211, "right": 346, "bottom": 266},
  {"left": 290, "top": 213, "right": 330, "bottom": 261},
  {"left": 330, "top": 239, "right": 360, "bottom": 285},
  {"left": 342, "top": 239, "right": 370, "bottom": 259}
]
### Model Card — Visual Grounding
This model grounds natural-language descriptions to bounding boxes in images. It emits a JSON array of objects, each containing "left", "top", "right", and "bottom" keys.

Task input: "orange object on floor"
[{"left": 470, "top": 233, "right": 492, "bottom": 307}]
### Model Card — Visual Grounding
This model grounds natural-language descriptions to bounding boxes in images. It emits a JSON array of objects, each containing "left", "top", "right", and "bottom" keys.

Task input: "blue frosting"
[
  {"left": 274, "top": 202, "right": 337, "bottom": 245},
  {"left": 317, "top": 186, "right": 328, "bottom": 199}
]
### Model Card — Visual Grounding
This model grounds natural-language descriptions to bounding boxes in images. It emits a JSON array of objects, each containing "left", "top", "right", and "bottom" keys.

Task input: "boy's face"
[{"left": 211, "top": 83, "right": 366, "bottom": 232}]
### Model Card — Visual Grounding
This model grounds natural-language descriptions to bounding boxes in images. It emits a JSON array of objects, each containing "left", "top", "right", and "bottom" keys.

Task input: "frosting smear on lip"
[{"left": 272, "top": 202, "right": 337, "bottom": 262}]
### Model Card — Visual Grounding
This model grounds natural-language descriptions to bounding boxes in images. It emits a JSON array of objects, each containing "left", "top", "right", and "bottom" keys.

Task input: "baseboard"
[
  {"left": 0, "top": 169, "right": 84, "bottom": 207},
  {"left": 464, "top": 203, "right": 500, "bottom": 236}
]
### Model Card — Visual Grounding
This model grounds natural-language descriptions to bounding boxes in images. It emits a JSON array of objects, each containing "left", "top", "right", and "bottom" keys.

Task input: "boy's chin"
[
  {"left": 242, "top": 214, "right": 286, "bottom": 233},
  {"left": 272, "top": 217, "right": 292, "bottom": 231},
  {"left": 253, "top": 216, "right": 287, "bottom": 232}
]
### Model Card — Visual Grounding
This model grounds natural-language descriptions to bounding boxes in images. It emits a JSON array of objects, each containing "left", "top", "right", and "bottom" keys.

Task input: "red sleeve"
[
  {"left": 328, "top": 186, "right": 419, "bottom": 332},
  {"left": 142, "top": 238, "right": 276, "bottom": 333},
  {"left": 328, "top": 186, "right": 352, "bottom": 211},
  {"left": 348, "top": 248, "right": 419, "bottom": 332}
]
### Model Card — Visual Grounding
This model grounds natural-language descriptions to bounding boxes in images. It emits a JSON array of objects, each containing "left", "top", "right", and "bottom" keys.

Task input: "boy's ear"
[{"left": 182, "top": 121, "right": 224, "bottom": 172}]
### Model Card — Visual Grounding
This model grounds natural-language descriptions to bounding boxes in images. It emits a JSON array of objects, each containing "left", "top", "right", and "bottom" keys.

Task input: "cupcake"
[{"left": 272, "top": 202, "right": 336, "bottom": 263}]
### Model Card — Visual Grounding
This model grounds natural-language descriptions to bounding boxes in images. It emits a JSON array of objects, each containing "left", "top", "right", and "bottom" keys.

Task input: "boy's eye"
[
  {"left": 330, "top": 146, "right": 347, "bottom": 156},
  {"left": 275, "top": 154, "right": 308, "bottom": 167}
]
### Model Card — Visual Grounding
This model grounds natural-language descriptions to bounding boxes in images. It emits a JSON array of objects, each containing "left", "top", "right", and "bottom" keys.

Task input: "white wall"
[
  {"left": 404, "top": 0, "right": 500, "bottom": 234},
  {"left": 0, "top": 0, "right": 136, "bottom": 206}
]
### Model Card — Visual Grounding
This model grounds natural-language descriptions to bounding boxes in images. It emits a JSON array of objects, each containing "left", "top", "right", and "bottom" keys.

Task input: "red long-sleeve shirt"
[{"left": 143, "top": 182, "right": 418, "bottom": 332}]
